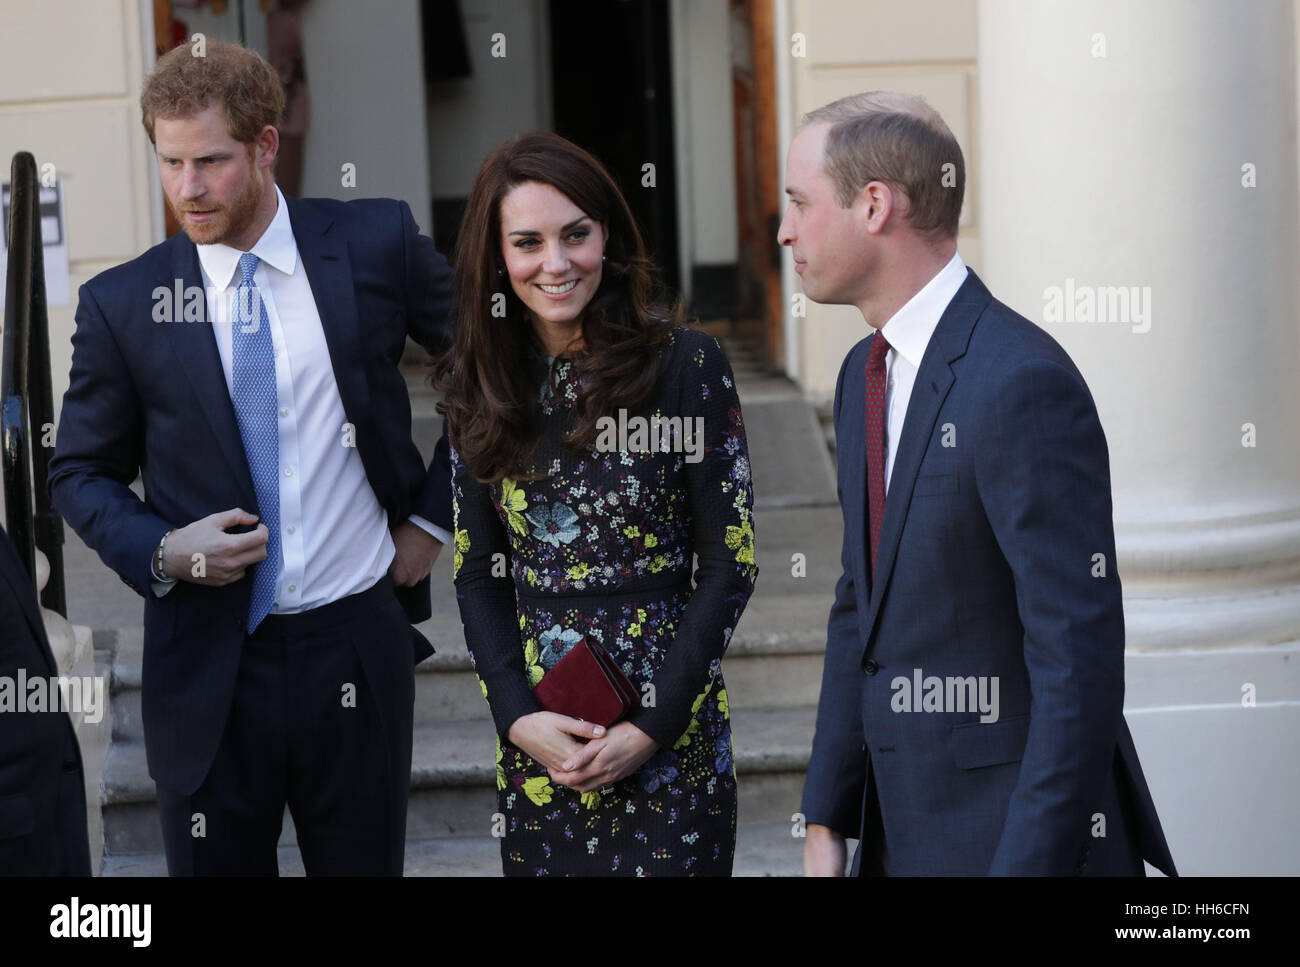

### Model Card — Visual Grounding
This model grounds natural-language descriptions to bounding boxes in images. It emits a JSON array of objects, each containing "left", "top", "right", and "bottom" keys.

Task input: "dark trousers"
[
  {"left": 854, "top": 756, "right": 887, "bottom": 877},
  {"left": 157, "top": 577, "right": 415, "bottom": 875}
]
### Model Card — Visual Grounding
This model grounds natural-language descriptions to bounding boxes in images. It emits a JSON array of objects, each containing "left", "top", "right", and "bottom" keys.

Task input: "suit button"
[{"left": 863, "top": 659, "right": 880, "bottom": 676}]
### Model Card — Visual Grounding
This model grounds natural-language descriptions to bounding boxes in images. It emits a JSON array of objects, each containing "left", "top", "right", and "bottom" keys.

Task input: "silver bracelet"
[{"left": 156, "top": 529, "right": 172, "bottom": 580}]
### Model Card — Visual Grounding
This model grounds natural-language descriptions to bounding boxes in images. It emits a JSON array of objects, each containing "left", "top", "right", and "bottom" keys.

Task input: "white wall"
[
  {"left": 670, "top": 0, "right": 739, "bottom": 299},
  {"left": 779, "top": 0, "right": 980, "bottom": 400},
  {"left": 1126, "top": 646, "right": 1300, "bottom": 875},
  {"left": 0, "top": 0, "right": 155, "bottom": 440},
  {"left": 299, "top": 0, "right": 432, "bottom": 230},
  {"left": 425, "top": 0, "right": 551, "bottom": 202}
]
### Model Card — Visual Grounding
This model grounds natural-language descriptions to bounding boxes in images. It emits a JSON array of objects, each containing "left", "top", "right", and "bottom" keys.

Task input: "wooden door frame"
[{"left": 731, "top": 0, "right": 784, "bottom": 371}]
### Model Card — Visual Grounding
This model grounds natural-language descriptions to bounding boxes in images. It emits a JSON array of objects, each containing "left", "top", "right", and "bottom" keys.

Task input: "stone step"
[
  {"left": 406, "top": 337, "right": 833, "bottom": 509},
  {"left": 63, "top": 390, "right": 837, "bottom": 645},
  {"left": 108, "top": 500, "right": 840, "bottom": 742},
  {"left": 109, "top": 586, "right": 833, "bottom": 742},
  {"left": 410, "top": 391, "right": 838, "bottom": 509},
  {"left": 406, "top": 596, "right": 829, "bottom": 727},
  {"left": 101, "top": 705, "right": 814, "bottom": 856},
  {"left": 100, "top": 820, "right": 807, "bottom": 876}
]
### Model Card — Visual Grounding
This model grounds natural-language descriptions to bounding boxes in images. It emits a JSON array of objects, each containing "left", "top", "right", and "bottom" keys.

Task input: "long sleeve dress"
[{"left": 451, "top": 326, "right": 758, "bottom": 876}]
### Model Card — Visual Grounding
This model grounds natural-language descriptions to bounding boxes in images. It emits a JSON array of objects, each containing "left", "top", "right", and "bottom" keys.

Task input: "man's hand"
[
  {"left": 803, "top": 823, "right": 847, "bottom": 877},
  {"left": 161, "top": 508, "right": 269, "bottom": 586},
  {"left": 507, "top": 711, "right": 607, "bottom": 774},
  {"left": 390, "top": 520, "right": 442, "bottom": 586},
  {"left": 547, "top": 721, "right": 659, "bottom": 794}
]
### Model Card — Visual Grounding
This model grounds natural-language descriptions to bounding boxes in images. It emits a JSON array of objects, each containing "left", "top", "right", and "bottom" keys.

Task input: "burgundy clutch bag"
[{"left": 533, "top": 637, "right": 638, "bottom": 728}]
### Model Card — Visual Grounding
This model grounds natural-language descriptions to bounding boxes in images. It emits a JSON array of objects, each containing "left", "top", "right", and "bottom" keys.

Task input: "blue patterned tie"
[{"left": 231, "top": 253, "right": 281, "bottom": 632}]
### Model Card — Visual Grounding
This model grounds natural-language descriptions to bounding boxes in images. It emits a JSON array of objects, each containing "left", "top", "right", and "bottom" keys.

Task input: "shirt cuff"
[
  {"left": 408, "top": 514, "right": 450, "bottom": 546},
  {"left": 149, "top": 555, "right": 178, "bottom": 596}
]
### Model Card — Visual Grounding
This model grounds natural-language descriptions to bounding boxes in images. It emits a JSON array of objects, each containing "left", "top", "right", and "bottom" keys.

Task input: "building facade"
[{"left": 2, "top": 0, "right": 1297, "bottom": 874}]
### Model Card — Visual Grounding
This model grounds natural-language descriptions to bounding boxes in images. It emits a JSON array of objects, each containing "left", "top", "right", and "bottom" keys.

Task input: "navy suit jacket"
[
  {"left": 48, "top": 196, "right": 453, "bottom": 795},
  {"left": 800, "top": 269, "right": 1177, "bottom": 876},
  {"left": 0, "top": 524, "right": 91, "bottom": 874}
]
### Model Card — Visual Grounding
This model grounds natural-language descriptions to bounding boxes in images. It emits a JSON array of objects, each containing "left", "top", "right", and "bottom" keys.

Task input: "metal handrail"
[{"left": 2, "top": 151, "right": 66, "bottom": 616}]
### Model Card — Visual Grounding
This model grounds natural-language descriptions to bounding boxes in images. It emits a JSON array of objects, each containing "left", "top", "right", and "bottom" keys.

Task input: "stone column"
[{"left": 978, "top": 0, "right": 1300, "bottom": 874}]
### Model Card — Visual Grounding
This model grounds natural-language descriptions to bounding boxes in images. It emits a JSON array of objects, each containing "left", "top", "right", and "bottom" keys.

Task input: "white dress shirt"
[
  {"left": 153, "top": 187, "right": 448, "bottom": 608},
  {"left": 877, "top": 251, "right": 968, "bottom": 493}
]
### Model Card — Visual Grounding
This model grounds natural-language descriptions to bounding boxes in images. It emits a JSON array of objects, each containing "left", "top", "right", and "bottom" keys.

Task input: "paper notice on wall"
[{"left": 1, "top": 179, "right": 71, "bottom": 308}]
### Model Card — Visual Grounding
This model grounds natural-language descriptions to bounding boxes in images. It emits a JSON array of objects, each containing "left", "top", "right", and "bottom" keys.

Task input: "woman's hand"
[
  {"left": 506, "top": 711, "right": 605, "bottom": 773},
  {"left": 547, "top": 721, "right": 659, "bottom": 794}
]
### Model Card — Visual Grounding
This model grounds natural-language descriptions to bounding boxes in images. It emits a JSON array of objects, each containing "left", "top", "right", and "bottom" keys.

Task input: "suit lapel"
[
  {"left": 287, "top": 199, "right": 372, "bottom": 421},
  {"left": 840, "top": 354, "right": 872, "bottom": 609},
  {"left": 861, "top": 270, "right": 992, "bottom": 651},
  {"left": 162, "top": 237, "right": 257, "bottom": 504}
]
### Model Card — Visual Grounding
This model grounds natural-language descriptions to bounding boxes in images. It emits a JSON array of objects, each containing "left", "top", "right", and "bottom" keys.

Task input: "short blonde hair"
[
  {"left": 804, "top": 91, "right": 964, "bottom": 238},
  {"left": 141, "top": 41, "right": 284, "bottom": 145}
]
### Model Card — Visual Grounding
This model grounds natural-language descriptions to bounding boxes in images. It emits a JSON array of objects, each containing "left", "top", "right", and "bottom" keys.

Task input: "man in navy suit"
[
  {"left": 48, "top": 42, "right": 452, "bottom": 875},
  {"left": 781, "top": 92, "right": 1176, "bottom": 876}
]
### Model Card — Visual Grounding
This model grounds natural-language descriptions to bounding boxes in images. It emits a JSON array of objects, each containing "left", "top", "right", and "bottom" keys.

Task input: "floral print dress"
[{"left": 451, "top": 326, "right": 757, "bottom": 876}]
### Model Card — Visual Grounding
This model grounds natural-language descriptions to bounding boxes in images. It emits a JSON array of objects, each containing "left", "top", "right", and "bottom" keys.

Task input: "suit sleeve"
[
  {"left": 47, "top": 283, "right": 171, "bottom": 596},
  {"left": 451, "top": 447, "right": 540, "bottom": 740},
  {"left": 799, "top": 349, "right": 868, "bottom": 837},
  {"left": 976, "top": 358, "right": 1125, "bottom": 875},
  {"left": 625, "top": 335, "right": 758, "bottom": 749},
  {"left": 398, "top": 199, "right": 455, "bottom": 533}
]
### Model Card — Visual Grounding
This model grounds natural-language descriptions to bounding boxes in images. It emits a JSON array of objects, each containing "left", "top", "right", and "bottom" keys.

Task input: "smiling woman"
[
  {"left": 432, "top": 131, "right": 758, "bottom": 876},
  {"left": 500, "top": 181, "right": 607, "bottom": 343},
  {"left": 433, "top": 132, "right": 673, "bottom": 484}
]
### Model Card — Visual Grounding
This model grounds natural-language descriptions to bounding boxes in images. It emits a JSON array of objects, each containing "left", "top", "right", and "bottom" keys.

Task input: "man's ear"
[
  {"left": 860, "top": 180, "right": 897, "bottom": 235},
  {"left": 255, "top": 124, "right": 279, "bottom": 171}
]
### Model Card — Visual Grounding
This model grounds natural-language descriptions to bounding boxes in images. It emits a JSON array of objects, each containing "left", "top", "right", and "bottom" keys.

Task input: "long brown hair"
[{"left": 432, "top": 131, "right": 678, "bottom": 483}]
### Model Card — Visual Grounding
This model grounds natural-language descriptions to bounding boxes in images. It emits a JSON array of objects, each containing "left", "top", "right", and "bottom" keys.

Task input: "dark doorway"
[{"left": 549, "top": 0, "right": 681, "bottom": 297}]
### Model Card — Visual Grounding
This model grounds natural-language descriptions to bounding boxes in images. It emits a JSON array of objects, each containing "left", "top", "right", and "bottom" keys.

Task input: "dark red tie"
[{"left": 865, "top": 332, "right": 891, "bottom": 578}]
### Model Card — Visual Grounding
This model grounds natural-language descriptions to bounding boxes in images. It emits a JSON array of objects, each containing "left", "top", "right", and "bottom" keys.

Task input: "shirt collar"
[
  {"left": 879, "top": 250, "right": 968, "bottom": 370},
  {"left": 194, "top": 185, "right": 298, "bottom": 289}
]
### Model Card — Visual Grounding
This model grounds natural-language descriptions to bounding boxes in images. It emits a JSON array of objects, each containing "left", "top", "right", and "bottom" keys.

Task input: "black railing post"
[{"left": 2, "top": 151, "right": 67, "bottom": 616}]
